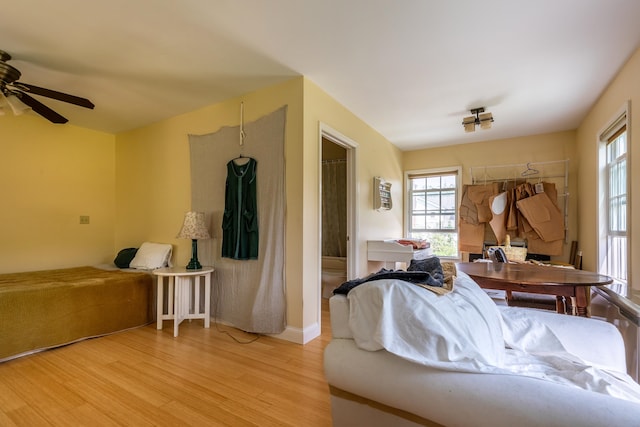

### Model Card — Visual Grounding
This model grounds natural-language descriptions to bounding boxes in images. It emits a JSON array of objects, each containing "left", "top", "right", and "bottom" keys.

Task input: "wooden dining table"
[{"left": 456, "top": 262, "right": 613, "bottom": 316}]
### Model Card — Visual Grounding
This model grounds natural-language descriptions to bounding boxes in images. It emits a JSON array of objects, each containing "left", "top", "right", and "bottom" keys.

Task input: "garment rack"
[{"left": 469, "top": 159, "right": 570, "bottom": 242}]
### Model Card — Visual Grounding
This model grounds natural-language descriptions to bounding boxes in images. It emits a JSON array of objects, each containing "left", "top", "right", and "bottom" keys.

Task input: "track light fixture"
[{"left": 462, "top": 107, "right": 494, "bottom": 132}]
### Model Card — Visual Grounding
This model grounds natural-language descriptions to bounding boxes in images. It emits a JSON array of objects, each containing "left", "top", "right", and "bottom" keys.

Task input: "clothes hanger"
[{"left": 521, "top": 162, "right": 540, "bottom": 177}]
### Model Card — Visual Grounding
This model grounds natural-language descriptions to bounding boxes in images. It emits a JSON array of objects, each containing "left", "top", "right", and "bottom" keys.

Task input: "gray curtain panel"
[{"left": 188, "top": 106, "right": 287, "bottom": 334}]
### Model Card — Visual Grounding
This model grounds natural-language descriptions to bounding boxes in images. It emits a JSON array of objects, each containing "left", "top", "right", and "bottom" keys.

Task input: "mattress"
[{"left": 0, "top": 266, "right": 153, "bottom": 361}]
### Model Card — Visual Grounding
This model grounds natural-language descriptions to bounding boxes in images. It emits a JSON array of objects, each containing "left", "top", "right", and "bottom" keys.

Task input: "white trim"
[
  {"left": 319, "top": 122, "right": 359, "bottom": 333},
  {"left": 210, "top": 318, "right": 318, "bottom": 345},
  {"left": 319, "top": 122, "right": 359, "bottom": 281},
  {"left": 268, "top": 323, "right": 320, "bottom": 344}
]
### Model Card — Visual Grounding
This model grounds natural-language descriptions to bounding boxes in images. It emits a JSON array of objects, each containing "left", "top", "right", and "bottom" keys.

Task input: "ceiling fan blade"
[
  {"left": 13, "top": 91, "right": 68, "bottom": 124},
  {"left": 11, "top": 82, "right": 94, "bottom": 109}
]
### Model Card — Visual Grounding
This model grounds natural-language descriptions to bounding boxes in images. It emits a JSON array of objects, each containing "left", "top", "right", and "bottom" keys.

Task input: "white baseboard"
[
  {"left": 267, "top": 322, "right": 321, "bottom": 344},
  {"left": 210, "top": 317, "right": 321, "bottom": 345}
]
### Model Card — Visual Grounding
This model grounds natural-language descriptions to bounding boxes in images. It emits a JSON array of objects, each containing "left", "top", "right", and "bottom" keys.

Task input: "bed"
[{"left": 0, "top": 266, "right": 154, "bottom": 362}]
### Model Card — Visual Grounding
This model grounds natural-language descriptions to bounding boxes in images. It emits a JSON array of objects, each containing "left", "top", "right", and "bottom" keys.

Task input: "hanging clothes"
[
  {"left": 517, "top": 182, "right": 564, "bottom": 256},
  {"left": 467, "top": 183, "right": 500, "bottom": 223},
  {"left": 458, "top": 183, "right": 499, "bottom": 253},
  {"left": 514, "top": 183, "right": 536, "bottom": 236},
  {"left": 516, "top": 193, "right": 565, "bottom": 242},
  {"left": 222, "top": 157, "right": 259, "bottom": 260},
  {"left": 507, "top": 187, "right": 519, "bottom": 231},
  {"left": 459, "top": 184, "right": 480, "bottom": 225},
  {"left": 488, "top": 192, "right": 509, "bottom": 245}
]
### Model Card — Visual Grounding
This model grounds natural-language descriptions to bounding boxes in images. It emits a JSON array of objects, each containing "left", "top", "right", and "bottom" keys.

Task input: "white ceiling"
[{"left": 2, "top": 0, "right": 640, "bottom": 150}]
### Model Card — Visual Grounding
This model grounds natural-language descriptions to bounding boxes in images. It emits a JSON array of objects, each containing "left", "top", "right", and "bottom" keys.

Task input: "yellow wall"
[
  {"left": 115, "top": 77, "right": 403, "bottom": 340},
  {"left": 302, "top": 79, "right": 404, "bottom": 330},
  {"left": 0, "top": 76, "right": 401, "bottom": 342},
  {"left": 576, "top": 46, "right": 640, "bottom": 285},
  {"left": 403, "top": 131, "right": 578, "bottom": 261},
  {"left": 115, "top": 77, "right": 305, "bottom": 329},
  {"left": 0, "top": 114, "right": 115, "bottom": 273}
]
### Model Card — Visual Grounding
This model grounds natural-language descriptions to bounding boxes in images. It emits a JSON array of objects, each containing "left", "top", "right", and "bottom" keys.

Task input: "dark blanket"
[{"left": 334, "top": 257, "right": 445, "bottom": 295}]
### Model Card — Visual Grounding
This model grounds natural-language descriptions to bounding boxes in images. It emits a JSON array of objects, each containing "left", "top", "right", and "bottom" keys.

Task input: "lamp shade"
[
  {"left": 176, "top": 211, "right": 210, "bottom": 240},
  {"left": 479, "top": 112, "right": 493, "bottom": 130},
  {"left": 0, "top": 91, "right": 31, "bottom": 115}
]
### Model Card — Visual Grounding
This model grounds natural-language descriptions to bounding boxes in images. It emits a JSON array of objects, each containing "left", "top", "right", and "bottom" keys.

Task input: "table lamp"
[{"left": 176, "top": 211, "right": 211, "bottom": 269}]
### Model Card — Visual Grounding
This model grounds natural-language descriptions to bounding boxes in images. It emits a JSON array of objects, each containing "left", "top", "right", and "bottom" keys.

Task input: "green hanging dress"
[{"left": 222, "top": 158, "right": 259, "bottom": 260}]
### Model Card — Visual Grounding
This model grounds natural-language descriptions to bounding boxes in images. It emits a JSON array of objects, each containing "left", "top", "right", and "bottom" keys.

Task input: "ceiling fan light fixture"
[
  {"left": 6, "top": 93, "right": 31, "bottom": 115},
  {"left": 0, "top": 90, "right": 31, "bottom": 116},
  {"left": 0, "top": 49, "right": 94, "bottom": 124},
  {"left": 0, "top": 90, "right": 8, "bottom": 110}
]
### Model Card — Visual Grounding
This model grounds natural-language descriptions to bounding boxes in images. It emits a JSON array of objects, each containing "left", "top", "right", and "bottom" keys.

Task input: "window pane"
[
  {"left": 441, "top": 175, "right": 456, "bottom": 189},
  {"left": 426, "top": 176, "right": 440, "bottom": 189},
  {"left": 610, "top": 197, "right": 619, "bottom": 231},
  {"left": 607, "top": 235, "right": 627, "bottom": 282},
  {"left": 412, "top": 215, "right": 425, "bottom": 230},
  {"left": 412, "top": 178, "right": 426, "bottom": 190},
  {"left": 619, "top": 133, "right": 627, "bottom": 154},
  {"left": 441, "top": 190, "right": 456, "bottom": 210},
  {"left": 408, "top": 231, "right": 458, "bottom": 257},
  {"left": 426, "top": 193, "right": 440, "bottom": 212},
  {"left": 425, "top": 215, "right": 440, "bottom": 229},
  {"left": 610, "top": 195, "right": 627, "bottom": 233},
  {"left": 442, "top": 214, "right": 456, "bottom": 230},
  {"left": 413, "top": 193, "right": 426, "bottom": 211}
]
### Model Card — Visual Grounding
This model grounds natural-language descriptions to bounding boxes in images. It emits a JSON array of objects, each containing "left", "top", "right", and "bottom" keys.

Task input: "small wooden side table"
[{"left": 153, "top": 266, "right": 214, "bottom": 337}]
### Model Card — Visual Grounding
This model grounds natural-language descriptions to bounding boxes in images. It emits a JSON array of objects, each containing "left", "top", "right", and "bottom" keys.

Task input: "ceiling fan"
[{"left": 0, "top": 49, "right": 94, "bottom": 124}]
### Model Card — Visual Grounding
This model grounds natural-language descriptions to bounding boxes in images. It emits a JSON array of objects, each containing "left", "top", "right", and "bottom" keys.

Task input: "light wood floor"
[{"left": 0, "top": 300, "right": 333, "bottom": 426}]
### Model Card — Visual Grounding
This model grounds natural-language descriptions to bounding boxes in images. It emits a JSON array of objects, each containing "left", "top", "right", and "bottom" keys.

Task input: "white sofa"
[{"left": 324, "top": 274, "right": 640, "bottom": 427}]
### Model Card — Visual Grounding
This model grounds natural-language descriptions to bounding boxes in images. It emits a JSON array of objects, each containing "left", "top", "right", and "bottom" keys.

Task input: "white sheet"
[{"left": 347, "top": 271, "right": 640, "bottom": 403}]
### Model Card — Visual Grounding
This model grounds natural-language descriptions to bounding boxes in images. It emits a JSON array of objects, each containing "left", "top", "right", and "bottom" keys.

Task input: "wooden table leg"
[
  {"left": 156, "top": 276, "right": 163, "bottom": 329},
  {"left": 574, "top": 286, "right": 590, "bottom": 317}
]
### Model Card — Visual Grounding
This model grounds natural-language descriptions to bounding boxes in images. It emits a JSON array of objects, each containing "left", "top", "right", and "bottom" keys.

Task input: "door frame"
[{"left": 319, "top": 123, "right": 359, "bottom": 285}]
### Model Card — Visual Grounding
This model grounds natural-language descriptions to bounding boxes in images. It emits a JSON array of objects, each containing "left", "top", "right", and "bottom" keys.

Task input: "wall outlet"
[{"left": 79, "top": 215, "right": 90, "bottom": 224}]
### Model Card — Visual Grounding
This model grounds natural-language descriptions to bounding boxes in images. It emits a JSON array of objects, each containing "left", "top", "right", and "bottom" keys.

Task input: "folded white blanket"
[{"left": 347, "top": 272, "right": 640, "bottom": 403}]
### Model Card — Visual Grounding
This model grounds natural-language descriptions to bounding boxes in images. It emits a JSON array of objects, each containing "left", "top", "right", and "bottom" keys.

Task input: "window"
[
  {"left": 406, "top": 168, "right": 460, "bottom": 257},
  {"left": 600, "top": 112, "right": 628, "bottom": 282}
]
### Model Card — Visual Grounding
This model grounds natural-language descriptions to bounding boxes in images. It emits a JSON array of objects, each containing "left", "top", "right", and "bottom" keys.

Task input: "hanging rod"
[
  {"left": 470, "top": 159, "right": 568, "bottom": 173},
  {"left": 469, "top": 159, "right": 568, "bottom": 183}
]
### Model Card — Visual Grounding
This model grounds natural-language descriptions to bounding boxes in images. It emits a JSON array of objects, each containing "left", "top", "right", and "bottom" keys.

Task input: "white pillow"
[
  {"left": 348, "top": 270, "right": 505, "bottom": 370},
  {"left": 129, "top": 242, "right": 173, "bottom": 270}
]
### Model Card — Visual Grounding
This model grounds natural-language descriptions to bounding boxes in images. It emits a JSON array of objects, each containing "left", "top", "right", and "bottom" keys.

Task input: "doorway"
[
  {"left": 321, "top": 138, "right": 348, "bottom": 298},
  {"left": 319, "top": 124, "right": 358, "bottom": 329}
]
